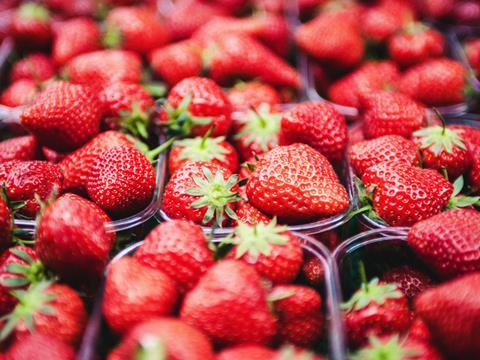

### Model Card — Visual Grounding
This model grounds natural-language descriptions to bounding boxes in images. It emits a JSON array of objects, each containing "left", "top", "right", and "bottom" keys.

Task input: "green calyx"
[
  {"left": 18, "top": 3, "right": 50, "bottom": 22},
  {"left": 222, "top": 218, "right": 289, "bottom": 259},
  {"left": 234, "top": 103, "right": 281, "bottom": 152},
  {"left": 175, "top": 128, "right": 229, "bottom": 163},
  {"left": 403, "top": 21, "right": 428, "bottom": 35},
  {"left": 446, "top": 176, "right": 480, "bottom": 209},
  {"left": 347, "top": 178, "right": 385, "bottom": 224},
  {"left": 350, "top": 335, "right": 420, "bottom": 360},
  {"left": 102, "top": 24, "right": 123, "bottom": 48},
  {"left": 341, "top": 278, "right": 402, "bottom": 312},
  {"left": 0, "top": 248, "right": 47, "bottom": 288},
  {"left": 119, "top": 102, "right": 151, "bottom": 140},
  {"left": 413, "top": 125, "right": 467, "bottom": 156},
  {"left": 135, "top": 336, "right": 167, "bottom": 360},
  {"left": 186, "top": 167, "right": 241, "bottom": 225}
]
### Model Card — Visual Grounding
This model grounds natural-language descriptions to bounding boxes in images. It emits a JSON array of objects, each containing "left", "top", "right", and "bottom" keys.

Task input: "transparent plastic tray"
[
  {"left": 78, "top": 231, "right": 347, "bottom": 360},
  {"left": 448, "top": 28, "right": 480, "bottom": 92}
]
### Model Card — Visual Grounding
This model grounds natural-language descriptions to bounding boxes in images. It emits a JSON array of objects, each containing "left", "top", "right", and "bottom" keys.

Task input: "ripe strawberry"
[
  {"left": 65, "top": 49, "right": 142, "bottom": 86},
  {"left": 342, "top": 278, "right": 412, "bottom": 348},
  {"left": 11, "top": 53, "right": 55, "bottom": 83},
  {"left": 349, "top": 135, "right": 420, "bottom": 177},
  {"left": 360, "top": 161, "right": 453, "bottom": 226},
  {"left": 44, "top": 0, "right": 96, "bottom": 17},
  {"left": 301, "top": 256, "right": 324, "bottom": 287},
  {"left": 398, "top": 58, "right": 467, "bottom": 106},
  {"left": 104, "top": 6, "right": 169, "bottom": 54},
  {"left": 469, "top": 154, "right": 480, "bottom": 192},
  {"left": 246, "top": 144, "right": 349, "bottom": 223},
  {"left": 52, "top": 17, "right": 100, "bottom": 66},
  {"left": 361, "top": 91, "right": 427, "bottom": 139},
  {"left": 20, "top": 81, "right": 102, "bottom": 152},
  {"left": 159, "top": 77, "right": 232, "bottom": 137},
  {"left": 86, "top": 145, "right": 156, "bottom": 216},
  {"left": 0, "top": 197, "right": 13, "bottom": 250},
  {"left": 148, "top": 41, "right": 202, "bottom": 87},
  {"left": 5, "top": 333, "right": 75, "bottom": 360},
  {"left": 270, "top": 285, "right": 324, "bottom": 347},
  {"left": 103, "top": 257, "right": 178, "bottom": 335},
  {"left": 205, "top": 33, "right": 300, "bottom": 88},
  {"left": 234, "top": 201, "right": 270, "bottom": 225},
  {"left": 217, "top": 345, "right": 276, "bottom": 360},
  {"left": 419, "top": 0, "right": 454, "bottom": 19},
  {"left": 0, "top": 282, "right": 87, "bottom": 346},
  {"left": 36, "top": 194, "right": 114, "bottom": 285},
  {"left": 465, "top": 38, "right": 480, "bottom": 73},
  {"left": 381, "top": 266, "right": 434, "bottom": 300},
  {"left": 181, "top": 260, "right": 278, "bottom": 346},
  {"left": 448, "top": 125, "right": 480, "bottom": 154},
  {"left": 328, "top": 61, "right": 400, "bottom": 109},
  {"left": 408, "top": 209, "right": 480, "bottom": 279},
  {"left": 227, "top": 81, "right": 282, "bottom": 110},
  {"left": 11, "top": 3, "right": 51, "bottom": 49},
  {"left": 415, "top": 272, "right": 480, "bottom": 358},
  {"left": 223, "top": 220, "right": 303, "bottom": 284},
  {"left": 108, "top": 318, "right": 215, "bottom": 360},
  {"left": 280, "top": 101, "right": 348, "bottom": 162},
  {"left": 295, "top": 10, "right": 364, "bottom": 69},
  {"left": 407, "top": 317, "right": 432, "bottom": 343},
  {"left": 1, "top": 79, "right": 39, "bottom": 107},
  {"left": 0, "top": 136, "right": 38, "bottom": 163}
]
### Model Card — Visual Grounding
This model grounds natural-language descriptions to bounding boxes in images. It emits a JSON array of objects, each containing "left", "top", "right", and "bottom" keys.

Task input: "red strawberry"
[
  {"left": 398, "top": 58, "right": 467, "bottom": 106},
  {"left": 1, "top": 79, "right": 39, "bottom": 107},
  {"left": 0, "top": 282, "right": 87, "bottom": 346},
  {"left": 301, "top": 256, "right": 325, "bottom": 287},
  {"left": 246, "top": 144, "right": 349, "bottom": 223},
  {"left": 108, "top": 318, "right": 215, "bottom": 360},
  {"left": 104, "top": 6, "right": 169, "bottom": 54},
  {"left": 134, "top": 220, "right": 214, "bottom": 294},
  {"left": 381, "top": 266, "right": 434, "bottom": 300},
  {"left": 103, "top": 257, "right": 178, "bottom": 335},
  {"left": 361, "top": 91, "right": 427, "bottom": 139},
  {"left": 65, "top": 49, "right": 142, "bottom": 86},
  {"left": 148, "top": 41, "right": 202, "bottom": 87},
  {"left": 469, "top": 154, "right": 480, "bottom": 192},
  {"left": 20, "top": 81, "right": 102, "bottom": 152},
  {"left": 419, "top": 0, "right": 454, "bottom": 19},
  {"left": 234, "top": 201, "right": 270, "bottom": 225},
  {"left": 448, "top": 125, "right": 480, "bottom": 154},
  {"left": 86, "top": 145, "right": 156, "bottom": 216},
  {"left": 223, "top": 220, "right": 303, "bottom": 284},
  {"left": 415, "top": 272, "right": 480, "bottom": 358},
  {"left": 5, "top": 333, "right": 75, "bottom": 360},
  {"left": 11, "top": 3, "right": 51, "bottom": 49},
  {"left": 217, "top": 345, "right": 276, "bottom": 360},
  {"left": 0, "top": 136, "right": 38, "bottom": 163},
  {"left": 11, "top": 53, "right": 55, "bottom": 83},
  {"left": 280, "top": 101, "right": 348, "bottom": 162},
  {"left": 41, "top": 146, "right": 67, "bottom": 163},
  {"left": 360, "top": 161, "right": 453, "bottom": 226},
  {"left": 44, "top": 0, "right": 96, "bottom": 17},
  {"left": 36, "top": 194, "right": 114, "bottom": 285},
  {"left": 407, "top": 317, "right": 433, "bottom": 343},
  {"left": 465, "top": 38, "right": 480, "bottom": 73},
  {"left": 227, "top": 81, "right": 282, "bottom": 110},
  {"left": 270, "top": 285, "right": 324, "bottom": 347},
  {"left": 181, "top": 260, "right": 278, "bottom": 346},
  {"left": 162, "top": 161, "right": 240, "bottom": 226},
  {"left": 52, "top": 17, "right": 100, "bottom": 66},
  {"left": 0, "top": 197, "right": 12, "bottom": 250},
  {"left": 408, "top": 209, "right": 480, "bottom": 279},
  {"left": 349, "top": 135, "right": 420, "bottom": 177},
  {"left": 159, "top": 77, "right": 232, "bottom": 138},
  {"left": 342, "top": 278, "right": 412, "bottom": 348}
]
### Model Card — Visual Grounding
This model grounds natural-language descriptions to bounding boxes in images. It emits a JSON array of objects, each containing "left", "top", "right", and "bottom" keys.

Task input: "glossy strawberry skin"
[
  {"left": 11, "top": 53, "right": 55, "bottom": 82},
  {"left": 381, "top": 266, "right": 434, "bottom": 300},
  {"left": 1, "top": 79, "right": 39, "bottom": 107},
  {"left": 227, "top": 81, "right": 281, "bottom": 110},
  {"left": 233, "top": 201, "right": 270, "bottom": 225},
  {"left": 0, "top": 136, "right": 39, "bottom": 163},
  {"left": 5, "top": 333, "right": 75, "bottom": 360}
]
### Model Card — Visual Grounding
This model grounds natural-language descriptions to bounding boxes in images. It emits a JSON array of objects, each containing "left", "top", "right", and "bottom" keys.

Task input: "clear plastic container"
[
  {"left": 77, "top": 232, "right": 347, "bottom": 360},
  {"left": 448, "top": 28, "right": 480, "bottom": 92}
]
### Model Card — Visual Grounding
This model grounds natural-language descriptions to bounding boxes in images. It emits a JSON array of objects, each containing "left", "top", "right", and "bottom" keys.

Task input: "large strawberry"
[
  {"left": 381, "top": 266, "right": 434, "bottom": 301},
  {"left": 408, "top": 209, "right": 480, "bottom": 279},
  {"left": 227, "top": 81, "right": 281, "bottom": 110},
  {"left": 0, "top": 136, "right": 38, "bottom": 163},
  {"left": 181, "top": 260, "right": 278, "bottom": 346},
  {"left": 279, "top": 101, "right": 348, "bottom": 162},
  {"left": 5, "top": 333, "right": 75, "bottom": 360},
  {"left": 1, "top": 79, "right": 39, "bottom": 107},
  {"left": 246, "top": 144, "right": 349, "bottom": 223},
  {"left": 20, "top": 81, "right": 102, "bottom": 151},
  {"left": 11, "top": 53, "right": 55, "bottom": 83},
  {"left": 11, "top": 3, "right": 51, "bottom": 49}
]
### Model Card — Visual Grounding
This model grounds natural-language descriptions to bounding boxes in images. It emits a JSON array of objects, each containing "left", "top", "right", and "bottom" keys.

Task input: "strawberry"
[
  {"left": 86, "top": 145, "right": 156, "bottom": 216},
  {"left": 227, "top": 81, "right": 282, "bottom": 110},
  {"left": 20, "top": 81, "right": 102, "bottom": 152},
  {"left": 448, "top": 125, "right": 480, "bottom": 154},
  {"left": 0, "top": 136, "right": 38, "bottom": 163},
  {"left": 11, "top": 3, "right": 51, "bottom": 49},
  {"left": 408, "top": 209, "right": 480, "bottom": 279},
  {"left": 407, "top": 317, "right": 433, "bottom": 343},
  {"left": 65, "top": 49, "right": 142, "bottom": 86},
  {"left": 5, "top": 333, "right": 75, "bottom": 360},
  {"left": 465, "top": 38, "right": 480, "bottom": 73},
  {"left": 234, "top": 201, "right": 270, "bottom": 225},
  {"left": 181, "top": 260, "right": 278, "bottom": 346},
  {"left": 44, "top": 0, "right": 96, "bottom": 17},
  {"left": 205, "top": 33, "right": 300, "bottom": 88},
  {"left": 360, "top": 161, "right": 453, "bottom": 226},
  {"left": 419, "top": 0, "right": 454, "bottom": 19},
  {"left": 295, "top": 11, "right": 364, "bottom": 69},
  {"left": 217, "top": 345, "right": 276, "bottom": 360},
  {"left": 246, "top": 144, "right": 349, "bottom": 223},
  {"left": 342, "top": 278, "right": 412, "bottom": 348},
  {"left": 223, "top": 219, "right": 303, "bottom": 284},
  {"left": 0, "top": 197, "right": 12, "bottom": 250},
  {"left": 36, "top": 194, "right": 114, "bottom": 285},
  {"left": 469, "top": 155, "right": 480, "bottom": 192},
  {"left": 328, "top": 61, "right": 400, "bottom": 109},
  {"left": 11, "top": 53, "right": 55, "bottom": 83},
  {"left": 103, "top": 257, "right": 178, "bottom": 335},
  {"left": 415, "top": 272, "right": 480, "bottom": 358},
  {"left": 158, "top": 77, "right": 232, "bottom": 137},
  {"left": 349, "top": 135, "right": 420, "bottom": 177},
  {"left": 301, "top": 256, "right": 324, "bottom": 287},
  {"left": 279, "top": 101, "right": 348, "bottom": 162},
  {"left": 162, "top": 161, "right": 240, "bottom": 226},
  {"left": 209, "top": 0, "right": 248, "bottom": 13},
  {"left": 168, "top": 135, "right": 239, "bottom": 175},
  {"left": 381, "top": 266, "right": 434, "bottom": 300},
  {"left": 361, "top": 91, "right": 427, "bottom": 139},
  {"left": 148, "top": 41, "right": 202, "bottom": 87},
  {"left": 0, "top": 282, "right": 87, "bottom": 346},
  {"left": 52, "top": 17, "right": 100, "bottom": 66},
  {"left": 1, "top": 80, "right": 39, "bottom": 107},
  {"left": 398, "top": 58, "right": 467, "bottom": 106},
  {"left": 108, "top": 318, "right": 215, "bottom": 360},
  {"left": 269, "top": 285, "right": 324, "bottom": 347},
  {"left": 388, "top": 23, "right": 444, "bottom": 67},
  {"left": 104, "top": 6, "right": 169, "bottom": 54}
]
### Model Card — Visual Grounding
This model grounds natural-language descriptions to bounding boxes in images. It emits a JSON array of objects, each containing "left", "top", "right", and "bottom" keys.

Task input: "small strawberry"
[
  {"left": 11, "top": 53, "right": 55, "bottom": 83},
  {"left": 181, "top": 260, "right": 278, "bottom": 346},
  {"left": 301, "top": 256, "right": 324, "bottom": 287},
  {"left": 234, "top": 201, "right": 270, "bottom": 225},
  {"left": 465, "top": 38, "right": 480, "bottom": 73},
  {"left": 11, "top": 3, "right": 51, "bottom": 49},
  {"left": 217, "top": 345, "right": 276, "bottom": 360},
  {"left": 381, "top": 266, "right": 434, "bottom": 301},
  {"left": 1, "top": 80, "right": 39, "bottom": 107},
  {"left": 227, "top": 81, "right": 282, "bottom": 110},
  {"left": 0, "top": 136, "right": 38, "bottom": 163},
  {"left": 5, "top": 333, "right": 75, "bottom": 360}
]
